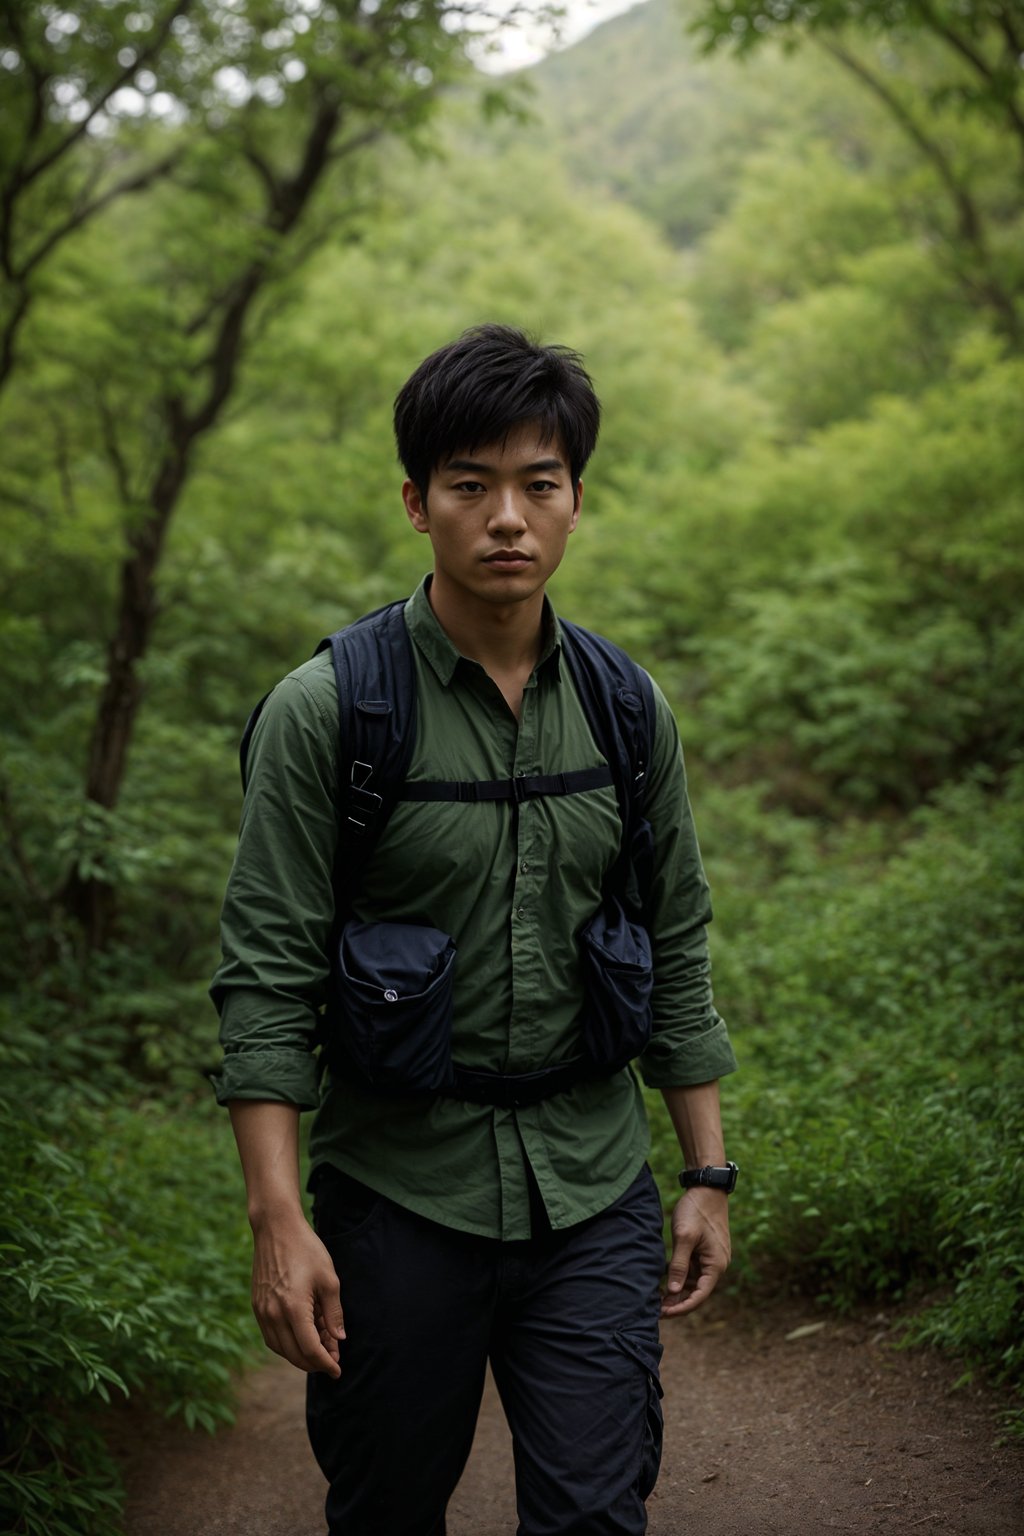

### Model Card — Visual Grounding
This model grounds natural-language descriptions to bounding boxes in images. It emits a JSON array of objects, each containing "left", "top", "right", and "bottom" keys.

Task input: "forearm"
[
  {"left": 228, "top": 1100, "right": 306, "bottom": 1229},
  {"left": 660, "top": 1079, "right": 727, "bottom": 1168},
  {"left": 227, "top": 1100, "right": 345, "bottom": 1375},
  {"left": 659, "top": 1080, "right": 731, "bottom": 1316}
]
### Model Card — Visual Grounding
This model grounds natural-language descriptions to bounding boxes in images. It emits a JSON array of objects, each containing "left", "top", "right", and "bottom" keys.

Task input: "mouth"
[{"left": 484, "top": 550, "right": 533, "bottom": 567}]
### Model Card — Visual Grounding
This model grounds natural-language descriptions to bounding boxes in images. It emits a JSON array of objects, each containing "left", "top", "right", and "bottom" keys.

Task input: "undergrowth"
[
  {"left": 0, "top": 1094, "right": 257, "bottom": 1536},
  {"left": 648, "top": 767, "right": 1024, "bottom": 1426}
]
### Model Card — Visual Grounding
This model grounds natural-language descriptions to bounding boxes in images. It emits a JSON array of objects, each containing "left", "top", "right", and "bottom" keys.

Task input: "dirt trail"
[{"left": 112, "top": 1298, "right": 1023, "bottom": 1535}]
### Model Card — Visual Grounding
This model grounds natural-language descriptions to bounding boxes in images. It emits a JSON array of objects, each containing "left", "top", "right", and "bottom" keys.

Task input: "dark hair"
[{"left": 393, "top": 324, "right": 600, "bottom": 496}]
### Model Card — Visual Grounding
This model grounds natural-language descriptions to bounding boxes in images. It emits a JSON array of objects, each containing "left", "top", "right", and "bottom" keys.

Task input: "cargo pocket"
[
  {"left": 612, "top": 1327, "right": 665, "bottom": 1501},
  {"left": 578, "top": 898, "right": 654, "bottom": 1070},
  {"left": 333, "top": 919, "right": 456, "bottom": 1093}
]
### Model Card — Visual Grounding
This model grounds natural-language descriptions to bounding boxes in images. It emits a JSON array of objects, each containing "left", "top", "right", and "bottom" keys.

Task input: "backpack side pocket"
[
  {"left": 578, "top": 898, "right": 654, "bottom": 1071},
  {"left": 333, "top": 920, "right": 456, "bottom": 1093}
]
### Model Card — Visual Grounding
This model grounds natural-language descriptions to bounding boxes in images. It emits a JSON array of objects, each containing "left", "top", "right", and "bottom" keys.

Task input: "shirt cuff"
[
  {"left": 210, "top": 1048, "right": 321, "bottom": 1110},
  {"left": 638, "top": 1014, "right": 738, "bottom": 1089}
]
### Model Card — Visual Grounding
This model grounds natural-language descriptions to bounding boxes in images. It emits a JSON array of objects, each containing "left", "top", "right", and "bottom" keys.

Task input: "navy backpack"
[{"left": 240, "top": 600, "right": 659, "bottom": 1105}]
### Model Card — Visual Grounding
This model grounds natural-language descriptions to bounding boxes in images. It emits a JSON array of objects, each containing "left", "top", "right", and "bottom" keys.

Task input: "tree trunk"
[
  {"left": 58, "top": 437, "right": 190, "bottom": 948},
  {"left": 57, "top": 97, "right": 345, "bottom": 951}
]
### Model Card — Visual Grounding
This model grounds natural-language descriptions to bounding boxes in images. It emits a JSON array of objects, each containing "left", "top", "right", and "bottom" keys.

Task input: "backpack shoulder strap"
[
  {"left": 238, "top": 600, "right": 417, "bottom": 859},
  {"left": 558, "top": 619, "right": 657, "bottom": 917},
  {"left": 313, "top": 599, "right": 418, "bottom": 857},
  {"left": 239, "top": 604, "right": 656, "bottom": 913}
]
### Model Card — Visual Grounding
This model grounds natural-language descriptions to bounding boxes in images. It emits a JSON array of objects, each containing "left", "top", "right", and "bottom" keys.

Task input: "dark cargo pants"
[{"left": 306, "top": 1162, "right": 666, "bottom": 1536}]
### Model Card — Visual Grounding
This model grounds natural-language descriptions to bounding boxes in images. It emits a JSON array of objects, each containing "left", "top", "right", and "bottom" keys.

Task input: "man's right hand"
[{"left": 249, "top": 1208, "right": 346, "bottom": 1378}]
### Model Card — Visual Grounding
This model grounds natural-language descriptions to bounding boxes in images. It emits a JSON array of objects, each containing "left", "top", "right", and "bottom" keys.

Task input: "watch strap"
[{"left": 679, "top": 1161, "right": 738, "bottom": 1194}]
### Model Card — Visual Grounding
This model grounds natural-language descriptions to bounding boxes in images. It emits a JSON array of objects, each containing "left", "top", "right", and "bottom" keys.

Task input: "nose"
[{"left": 488, "top": 487, "right": 528, "bottom": 536}]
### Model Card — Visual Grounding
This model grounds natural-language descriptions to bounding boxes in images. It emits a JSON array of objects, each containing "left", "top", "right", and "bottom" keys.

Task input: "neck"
[{"left": 427, "top": 575, "right": 546, "bottom": 677}]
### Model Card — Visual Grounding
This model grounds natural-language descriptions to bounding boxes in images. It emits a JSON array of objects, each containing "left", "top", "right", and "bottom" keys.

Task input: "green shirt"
[{"left": 211, "top": 578, "right": 735, "bottom": 1239}]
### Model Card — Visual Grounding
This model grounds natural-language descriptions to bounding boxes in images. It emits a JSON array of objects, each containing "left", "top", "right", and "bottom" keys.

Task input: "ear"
[
  {"left": 569, "top": 480, "right": 583, "bottom": 532},
  {"left": 403, "top": 478, "right": 429, "bottom": 533}
]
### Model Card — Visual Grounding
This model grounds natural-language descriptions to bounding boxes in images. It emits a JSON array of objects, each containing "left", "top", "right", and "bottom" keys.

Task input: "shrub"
[
  {"left": 648, "top": 768, "right": 1024, "bottom": 1417},
  {"left": 0, "top": 1096, "right": 257, "bottom": 1536}
]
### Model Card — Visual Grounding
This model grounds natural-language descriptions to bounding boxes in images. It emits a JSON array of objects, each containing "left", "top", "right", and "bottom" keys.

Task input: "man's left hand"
[{"left": 660, "top": 1188, "right": 731, "bottom": 1318}]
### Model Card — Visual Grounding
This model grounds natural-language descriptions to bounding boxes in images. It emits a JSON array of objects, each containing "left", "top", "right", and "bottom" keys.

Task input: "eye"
[
  {"left": 453, "top": 479, "right": 486, "bottom": 494},
  {"left": 528, "top": 479, "right": 559, "bottom": 493}
]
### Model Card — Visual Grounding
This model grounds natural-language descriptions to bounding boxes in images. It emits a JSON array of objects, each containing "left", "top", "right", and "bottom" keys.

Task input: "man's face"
[{"left": 402, "top": 423, "right": 582, "bottom": 614}]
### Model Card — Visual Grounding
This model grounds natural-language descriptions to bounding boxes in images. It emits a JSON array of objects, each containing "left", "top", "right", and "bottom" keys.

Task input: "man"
[{"left": 212, "top": 324, "right": 737, "bottom": 1536}]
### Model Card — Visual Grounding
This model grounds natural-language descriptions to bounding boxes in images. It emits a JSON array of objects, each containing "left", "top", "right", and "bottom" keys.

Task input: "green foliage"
[
  {"left": 564, "top": 348, "right": 1024, "bottom": 812},
  {"left": 688, "top": 0, "right": 1024, "bottom": 346},
  {"left": 0, "top": 1088, "right": 256, "bottom": 1535},
  {"left": 689, "top": 142, "right": 905, "bottom": 348},
  {"left": 649, "top": 769, "right": 1024, "bottom": 1413},
  {"left": 898, "top": 1110, "right": 1024, "bottom": 1407},
  {"left": 688, "top": 0, "right": 1024, "bottom": 182}
]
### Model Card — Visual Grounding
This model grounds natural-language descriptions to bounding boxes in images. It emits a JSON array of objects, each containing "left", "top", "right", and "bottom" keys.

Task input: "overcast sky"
[{"left": 481, "top": 0, "right": 646, "bottom": 72}]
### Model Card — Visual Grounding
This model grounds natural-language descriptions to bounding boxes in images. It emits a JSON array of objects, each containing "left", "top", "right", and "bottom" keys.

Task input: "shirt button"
[
  {"left": 516, "top": 906, "right": 525, "bottom": 919},
  {"left": 515, "top": 769, "right": 525, "bottom": 777},
  {"left": 520, "top": 860, "right": 529, "bottom": 874}
]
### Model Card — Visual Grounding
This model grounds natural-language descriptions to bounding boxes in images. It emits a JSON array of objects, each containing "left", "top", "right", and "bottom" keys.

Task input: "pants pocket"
[
  {"left": 311, "top": 1167, "right": 387, "bottom": 1244},
  {"left": 612, "top": 1327, "right": 665, "bottom": 1501}
]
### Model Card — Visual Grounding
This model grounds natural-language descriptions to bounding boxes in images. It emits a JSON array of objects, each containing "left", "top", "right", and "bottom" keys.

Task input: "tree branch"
[
  {"left": 993, "top": 2, "right": 1023, "bottom": 61},
  {"left": 913, "top": 0, "right": 1024, "bottom": 166},
  {"left": 821, "top": 39, "right": 984, "bottom": 243},
  {"left": 183, "top": 280, "right": 239, "bottom": 342},
  {"left": 0, "top": 148, "right": 182, "bottom": 393},
  {"left": 97, "top": 389, "right": 134, "bottom": 511},
  {"left": 820, "top": 37, "right": 1021, "bottom": 346},
  {"left": 183, "top": 104, "right": 342, "bottom": 348},
  {"left": 2, "top": 5, "right": 51, "bottom": 167},
  {"left": 14, "top": 150, "right": 183, "bottom": 284},
  {"left": 0, "top": 485, "right": 54, "bottom": 523},
  {"left": 14, "top": 1, "right": 194, "bottom": 196},
  {"left": 328, "top": 125, "right": 386, "bottom": 164},
  {"left": 270, "top": 98, "right": 342, "bottom": 234},
  {"left": 242, "top": 144, "right": 284, "bottom": 218},
  {"left": 185, "top": 98, "right": 343, "bottom": 432},
  {"left": 0, "top": 284, "right": 30, "bottom": 393}
]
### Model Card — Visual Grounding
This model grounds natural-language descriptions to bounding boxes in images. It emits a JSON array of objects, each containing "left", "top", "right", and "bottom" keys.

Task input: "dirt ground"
[{"left": 111, "top": 1297, "right": 1023, "bottom": 1535}]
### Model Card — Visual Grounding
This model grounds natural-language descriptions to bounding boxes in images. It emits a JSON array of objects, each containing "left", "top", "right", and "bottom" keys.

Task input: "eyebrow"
[{"left": 443, "top": 456, "right": 567, "bottom": 475}]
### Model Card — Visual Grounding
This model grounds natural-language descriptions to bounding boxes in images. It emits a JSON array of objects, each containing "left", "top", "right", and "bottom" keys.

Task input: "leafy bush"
[
  {"left": 0, "top": 1096, "right": 257, "bottom": 1536},
  {"left": 897, "top": 1094, "right": 1023, "bottom": 1417},
  {"left": 648, "top": 768, "right": 1024, "bottom": 1414}
]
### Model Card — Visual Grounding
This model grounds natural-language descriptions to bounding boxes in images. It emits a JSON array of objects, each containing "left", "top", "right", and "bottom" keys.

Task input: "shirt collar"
[{"left": 404, "top": 575, "right": 563, "bottom": 687}]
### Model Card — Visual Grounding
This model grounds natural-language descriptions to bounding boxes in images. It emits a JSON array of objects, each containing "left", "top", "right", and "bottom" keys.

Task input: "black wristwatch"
[{"left": 679, "top": 1162, "right": 739, "bottom": 1194}]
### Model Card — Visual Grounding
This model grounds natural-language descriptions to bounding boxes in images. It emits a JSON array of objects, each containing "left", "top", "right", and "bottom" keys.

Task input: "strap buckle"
[{"left": 347, "top": 760, "right": 382, "bottom": 837}]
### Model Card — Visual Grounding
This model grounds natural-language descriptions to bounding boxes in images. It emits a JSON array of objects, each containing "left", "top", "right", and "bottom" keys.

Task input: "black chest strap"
[{"left": 399, "top": 764, "right": 613, "bottom": 805}]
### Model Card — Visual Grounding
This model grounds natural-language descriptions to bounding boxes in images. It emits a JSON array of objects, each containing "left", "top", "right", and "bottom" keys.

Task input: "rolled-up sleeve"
[
  {"left": 209, "top": 666, "right": 339, "bottom": 1109},
  {"left": 637, "top": 681, "right": 737, "bottom": 1089}
]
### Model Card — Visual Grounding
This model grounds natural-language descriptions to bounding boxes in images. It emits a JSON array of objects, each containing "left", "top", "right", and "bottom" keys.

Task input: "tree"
[
  {"left": 0, "top": 0, "right": 535, "bottom": 950},
  {"left": 690, "top": 0, "right": 1024, "bottom": 345},
  {"left": 692, "top": 0, "right": 1024, "bottom": 165},
  {"left": 1, "top": 0, "right": 208, "bottom": 393}
]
